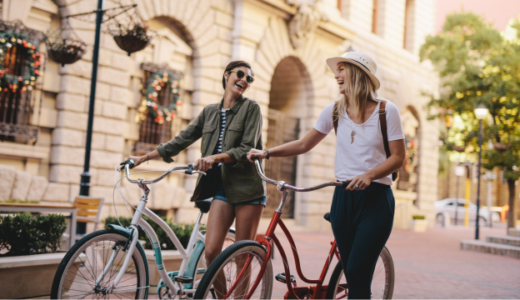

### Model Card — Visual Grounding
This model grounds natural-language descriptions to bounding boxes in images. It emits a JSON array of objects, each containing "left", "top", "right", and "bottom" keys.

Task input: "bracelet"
[{"left": 265, "top": 149, "right": 271, "bottom": 160}]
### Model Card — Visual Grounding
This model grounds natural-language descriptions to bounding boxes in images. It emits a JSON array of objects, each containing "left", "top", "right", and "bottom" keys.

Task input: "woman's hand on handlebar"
[
  {"left": 247, "top": 149, "right": 267, "bottom": 162},
  {"left": 194, "top": 156, "right": 215, "bottom": 172},
  {"left": 127, "top": 155, "right": 146, "bottom": 168}
]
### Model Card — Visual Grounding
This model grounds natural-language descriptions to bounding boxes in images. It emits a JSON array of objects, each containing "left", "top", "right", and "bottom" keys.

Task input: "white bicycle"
[{"left": 51, "top": 160, "right": 235, "bottom": 299}]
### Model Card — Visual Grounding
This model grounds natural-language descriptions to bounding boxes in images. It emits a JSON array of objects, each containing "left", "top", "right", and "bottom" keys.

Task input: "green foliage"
[
  {"left": 104, "top": 216, "right": 204, "bottom": 250},
  {"left": 0, "top": 213, "right": 67, "bottom": 256},
  {"left": 420, "top": 12, "right": 520, "bottom": 182}
]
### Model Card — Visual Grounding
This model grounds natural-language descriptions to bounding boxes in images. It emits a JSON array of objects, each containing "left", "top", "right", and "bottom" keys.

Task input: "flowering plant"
[{"left": 0, "top": 32, "right": 42, "bottom": 93}]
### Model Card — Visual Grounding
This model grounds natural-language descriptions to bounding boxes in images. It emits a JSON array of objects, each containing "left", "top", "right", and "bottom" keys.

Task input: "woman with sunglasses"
[
  {"left": 248, "top": 52, "right": 406, "bottom": 299},
  {"left": 128, "top": 61, "right": 265, "bottom": 288}
]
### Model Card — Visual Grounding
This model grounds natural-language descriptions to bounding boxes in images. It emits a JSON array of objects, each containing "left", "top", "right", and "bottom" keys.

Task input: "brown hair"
[
  {"left": 222, "top": 60, "right": 254, "bottom": 89},
  {"left": 334, "top": 62, "right": 378, "bottom": 123}
]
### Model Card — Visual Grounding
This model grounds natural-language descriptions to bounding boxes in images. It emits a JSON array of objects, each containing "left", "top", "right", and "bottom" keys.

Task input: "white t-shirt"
[{"left": 314, "top": 100, "right": 405, "bottom": 185}]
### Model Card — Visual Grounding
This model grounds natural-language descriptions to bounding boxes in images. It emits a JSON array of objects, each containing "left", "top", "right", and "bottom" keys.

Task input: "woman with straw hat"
[{"left": 248, "top": 52, "right": 405, "bottom": 299}]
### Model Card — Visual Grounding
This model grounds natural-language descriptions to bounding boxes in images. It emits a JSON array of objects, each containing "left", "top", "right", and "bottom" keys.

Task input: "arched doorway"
[
  {"left": 264, "top": 56, "right": 313, "bottom": 218},
  {"left": 397, "top": 106, "right": 421, "bottom": 204}
]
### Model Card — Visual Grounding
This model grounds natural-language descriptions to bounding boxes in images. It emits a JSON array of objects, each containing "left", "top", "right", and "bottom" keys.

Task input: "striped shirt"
[{"left": 216, "top": 108, "right": 229, "bottom": 154}]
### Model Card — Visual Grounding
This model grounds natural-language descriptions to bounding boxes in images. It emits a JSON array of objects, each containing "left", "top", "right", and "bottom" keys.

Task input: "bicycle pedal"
[
  {"left": 275, "top": 273, "right": 295, "bottom": 284},
  {"left": 174, "top": 276, "right": 193, "bottom": 283}
]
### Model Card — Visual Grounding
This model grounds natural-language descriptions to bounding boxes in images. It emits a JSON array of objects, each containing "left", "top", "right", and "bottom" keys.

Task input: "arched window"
[{"left": 0, "top": 21, "right": 43, "bottom": 142}]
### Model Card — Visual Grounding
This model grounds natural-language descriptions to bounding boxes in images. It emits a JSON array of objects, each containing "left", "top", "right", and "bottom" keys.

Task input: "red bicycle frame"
[
  {"left": 252, "top": 210, "right": 340, "bottom": 299},
  {"left": 225, "top": 159, "right": 346, "bottom": 299}
]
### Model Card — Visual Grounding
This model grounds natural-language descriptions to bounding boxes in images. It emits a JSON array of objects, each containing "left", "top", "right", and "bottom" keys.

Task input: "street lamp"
[
  {"left": 474, "top": 104, "right": 488, "bottom": 239},
  {"left": 454, "top": 165, "right": 466, "bottom": 225}
]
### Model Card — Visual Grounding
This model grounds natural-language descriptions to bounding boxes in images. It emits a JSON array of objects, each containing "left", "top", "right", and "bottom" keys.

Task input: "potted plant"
[
  {"left": 45, "top": 19, "right": 87, "bottom": 66},
  {"left": 46, "top": 36, "right": 87, "bottom": 66},
  {"left": 410, "top": 215, "right": 428, "bottom": 232},
  {"left": 108, "top": 8, "right": 154, "bottom": 56},
  {"left": 0, "top": 213, "right": 84, "bottom": 299}
]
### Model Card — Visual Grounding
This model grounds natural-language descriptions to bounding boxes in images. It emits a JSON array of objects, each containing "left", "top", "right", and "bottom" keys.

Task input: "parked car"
[{"left": 434, "top": 198, "right": 500, "bottom": 226}]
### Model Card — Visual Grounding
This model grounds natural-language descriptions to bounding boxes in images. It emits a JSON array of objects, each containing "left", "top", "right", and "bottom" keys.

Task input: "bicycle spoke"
[{"left": 56, "top": 233, "right": 146, "bottom": 299}]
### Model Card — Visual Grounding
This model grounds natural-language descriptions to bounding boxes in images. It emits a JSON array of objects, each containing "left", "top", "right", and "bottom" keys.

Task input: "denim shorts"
[{"left": 213, "top": 167, "right": 266, "bottom": 207}]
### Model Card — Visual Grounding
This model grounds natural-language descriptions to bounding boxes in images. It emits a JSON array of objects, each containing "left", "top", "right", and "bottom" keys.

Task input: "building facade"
[{"left": 0, "top": 0, "right": 439, "bottom": 230}]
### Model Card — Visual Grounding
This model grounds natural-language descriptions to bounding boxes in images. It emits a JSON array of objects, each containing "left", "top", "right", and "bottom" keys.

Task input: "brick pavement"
[{"left": 269, "top": 225, "right": 520, "bottom": 299}]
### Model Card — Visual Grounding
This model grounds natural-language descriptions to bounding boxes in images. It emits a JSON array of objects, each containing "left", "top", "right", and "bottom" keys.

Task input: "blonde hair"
[{"left": 334, "top": 63, "right": 378, "bottom": 123}]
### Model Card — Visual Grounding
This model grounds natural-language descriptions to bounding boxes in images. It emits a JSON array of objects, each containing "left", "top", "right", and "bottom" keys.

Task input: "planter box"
[
  {"left": 0, "top": 252, "right": 85, "bottom": 299},
  {"left": 145, "top": 249, "right": 183, "bottom": 293},
  {"left": 410, "top": 219, "right": 428, "bottom": 232}
]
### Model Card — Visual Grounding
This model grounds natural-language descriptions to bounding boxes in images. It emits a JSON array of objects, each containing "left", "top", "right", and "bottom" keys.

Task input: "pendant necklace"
[{"left": 349, "top": 116, "right": 360, "bottom": 144}]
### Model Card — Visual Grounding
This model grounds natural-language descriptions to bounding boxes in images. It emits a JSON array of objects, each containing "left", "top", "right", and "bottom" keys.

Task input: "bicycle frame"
[
  {"left": 107, "top": 164, "right": 207, "bottom": 296},
  {"left": 229, "top": 159, "right": 345, "bottom": 299}
]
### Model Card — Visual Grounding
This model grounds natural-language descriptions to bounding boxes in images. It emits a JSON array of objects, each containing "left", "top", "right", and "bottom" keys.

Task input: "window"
[
  {"left": 134, "top": 64, "right": 183, "bottom": 155},
  {"left": 0, "top": 21, "right": 43, "bottom": 142},
  {"left": 403, "top": 0, "right": 415, "bottom": 50},
  {"left": 371, "top": 0, "right": 378, "bottom": 34}
]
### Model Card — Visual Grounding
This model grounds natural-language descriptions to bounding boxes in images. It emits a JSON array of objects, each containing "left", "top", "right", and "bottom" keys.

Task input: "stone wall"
[{"left": 1, "top": 0, "right": 440, "bottom": 230}]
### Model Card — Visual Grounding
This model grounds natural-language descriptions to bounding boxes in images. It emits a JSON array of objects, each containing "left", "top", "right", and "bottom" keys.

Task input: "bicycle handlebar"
[
  {"left": 118, "top": 160, "right": 206, "bottom": 185},
  {"left": 252, "top": 157, "right": 347, "bottom": 192}
]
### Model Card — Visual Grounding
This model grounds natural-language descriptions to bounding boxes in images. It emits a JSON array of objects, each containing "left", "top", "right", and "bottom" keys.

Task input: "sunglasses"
[{"left": 228, "top": 69, "right": 254, "bottom": 84}]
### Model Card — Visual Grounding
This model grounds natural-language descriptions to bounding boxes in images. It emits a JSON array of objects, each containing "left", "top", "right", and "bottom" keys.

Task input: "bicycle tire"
[
  {"left": 194, "top": 240, "right": 273, "bottom": 299},
  {"left": 191, "top": 229, "right": 236, "bottom": 288},
  {"left": 51, "top": 230, "right": 149, "bottom": 299},
  {"left": 326, "top": 246, "right": 395, "bottom": 299}
]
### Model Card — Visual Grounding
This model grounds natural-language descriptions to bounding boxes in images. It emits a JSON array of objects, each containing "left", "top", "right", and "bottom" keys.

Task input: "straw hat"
[{"left": 326, "top": 52, "right": 380, "bottom": 90}]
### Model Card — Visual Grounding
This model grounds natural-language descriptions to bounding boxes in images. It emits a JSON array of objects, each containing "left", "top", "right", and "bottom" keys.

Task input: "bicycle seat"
[
  {"left": 195, "top": 199, "right": 212, "bottom": 213},
  {"left": 324, "top": 212, "right": 331, "bottom": 222}
]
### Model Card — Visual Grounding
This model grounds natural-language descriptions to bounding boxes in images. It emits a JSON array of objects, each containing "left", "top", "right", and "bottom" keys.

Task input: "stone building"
[{"left": 0, "top": 0, "right": 439, "bottom": 230}]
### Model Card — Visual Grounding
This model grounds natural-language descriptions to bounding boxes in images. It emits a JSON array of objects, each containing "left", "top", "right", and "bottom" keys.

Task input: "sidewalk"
[{"left": 270, "top": 225, "right": 520, "bottom": 299}]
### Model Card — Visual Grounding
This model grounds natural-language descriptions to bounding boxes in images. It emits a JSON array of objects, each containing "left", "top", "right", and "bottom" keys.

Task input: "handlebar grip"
[
  {"left": 119, "top": 159, "right": 135, "bottom": 171},
  {"left": 340, "top": 181, "right": 349, "bottom": 187},
  {"left": 251, "top": 156, "right": 260, "bottom": 161},
  {"left": 185, "top": 170, "right": 193, "bottom": 174}
]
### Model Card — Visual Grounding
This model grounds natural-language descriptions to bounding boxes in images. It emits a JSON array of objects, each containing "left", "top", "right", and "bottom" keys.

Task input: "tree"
[{"left": 420, "top": 12, "right": 520, "bottom": 229}]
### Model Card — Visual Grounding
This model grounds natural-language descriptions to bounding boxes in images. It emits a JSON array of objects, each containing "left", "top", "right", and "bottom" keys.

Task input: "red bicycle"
[{"left": 194, "top": 158, "right": 395, "bottom": 299}]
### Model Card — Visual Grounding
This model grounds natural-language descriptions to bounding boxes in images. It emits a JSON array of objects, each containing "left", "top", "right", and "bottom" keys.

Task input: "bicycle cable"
[{"left": 111, "top": 165, "right": 193, "bottom": 228}]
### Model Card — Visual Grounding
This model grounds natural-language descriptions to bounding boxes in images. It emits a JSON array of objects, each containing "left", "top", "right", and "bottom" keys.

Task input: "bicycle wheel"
[
  {"left": 326, "top": 246, "right": 395, "bottom": 299},
  {"left": 194, "top": 240, "right": 273, "bottom": 299},
  {"left": 193, "top": 229, "right": 236, "bottom": 286},
  {"left": 51, "top": 230, "right": 149, "bottom": 299}
]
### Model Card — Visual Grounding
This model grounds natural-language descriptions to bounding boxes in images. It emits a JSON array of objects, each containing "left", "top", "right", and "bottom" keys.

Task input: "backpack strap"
[
  {"left": 379, "top": 101, "right": 398, "bottom": 181},
  {"left": 332, "top": 102, "right": 339, "bottom": 135}
]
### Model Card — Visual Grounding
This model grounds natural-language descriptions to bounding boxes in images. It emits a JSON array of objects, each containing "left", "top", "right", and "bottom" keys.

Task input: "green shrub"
[
  {"left": 412, "top": 215, "right": 426, "bottom": 220},
  {"left": 104, "top": 216, "right": 204, "bottom": 250},
  {"left": 0, "top": 213, "right": 67, "bottom": 256}
]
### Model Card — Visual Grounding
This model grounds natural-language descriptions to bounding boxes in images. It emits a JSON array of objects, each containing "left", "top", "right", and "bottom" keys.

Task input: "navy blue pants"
[{"left": 330, "top": 182, "right": 395, "bottom": 299}]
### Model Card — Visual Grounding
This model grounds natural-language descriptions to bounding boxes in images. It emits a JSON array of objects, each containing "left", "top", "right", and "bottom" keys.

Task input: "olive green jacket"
[{"left": 156, "top": 96, "right": 266, "bottom": 204}]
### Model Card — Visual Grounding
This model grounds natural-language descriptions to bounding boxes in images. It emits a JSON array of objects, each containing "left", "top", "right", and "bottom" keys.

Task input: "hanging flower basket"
[
  {"left": 493, "top": 143, "right": 511, "bottom": 152},
  {"left": 112, "top": 24, "right": 153, "bottom": 56},
  {"left": 45, "top": 18, "right": 86, "bottom": 66},
  {"left": 450, "top": 144, "right": 466, "bottom": 153},
  {"left": 46, "top": 37, "right": 86, "bottom": 66}
]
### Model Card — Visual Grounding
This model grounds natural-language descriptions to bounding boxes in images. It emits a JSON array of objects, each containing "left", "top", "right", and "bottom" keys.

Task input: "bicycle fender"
[{"left": 107, "top": 224, "right": 133, "bottom": 236}]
